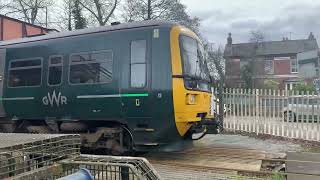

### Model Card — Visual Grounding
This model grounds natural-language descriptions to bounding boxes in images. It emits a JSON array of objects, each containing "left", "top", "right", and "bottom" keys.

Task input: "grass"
[
  {"left": 230, "top": 173, "right": 285, "bottom": 180},
  {"left": 303, "top": 146, "right": 320, "bottom": 153},
  {"left": 270, "top": 173, "right": 285, "bottom": 180}
]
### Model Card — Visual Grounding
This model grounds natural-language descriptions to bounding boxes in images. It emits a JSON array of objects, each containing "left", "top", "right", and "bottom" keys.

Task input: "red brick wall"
[
  {"left": 0, "top": 16, "right": 49, "bottom": 41},
  {"left": 26, "top": 25, "right": 42, "bottom": 36},
  {"left": 2, "top": 18, "right": 22, "bottom": 40}
]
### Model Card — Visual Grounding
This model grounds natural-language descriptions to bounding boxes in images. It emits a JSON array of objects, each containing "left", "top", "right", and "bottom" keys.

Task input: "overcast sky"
[{"left": 181, "top": 0, "right": 320, "bottom": 46}]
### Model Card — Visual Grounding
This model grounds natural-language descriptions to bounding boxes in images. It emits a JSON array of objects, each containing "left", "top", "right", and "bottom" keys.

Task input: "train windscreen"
[{"left": 179, "top": 35, "right": 211, "bottom": 92}]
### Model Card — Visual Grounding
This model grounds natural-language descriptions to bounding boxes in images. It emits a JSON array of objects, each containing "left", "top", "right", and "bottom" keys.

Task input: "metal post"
[{"left": 121, "top": 166, "right": 129, "bottom": 180}]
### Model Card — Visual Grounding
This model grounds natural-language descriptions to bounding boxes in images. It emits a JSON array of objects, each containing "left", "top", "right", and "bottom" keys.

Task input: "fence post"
[
  {"left": 316, "top": 94, "right": 320, "bottom": 141},
  {"left": 300, "top": 91, "right": 305, "bottom": 139},
  {"left": 277, "top": 89, "right": 281, "bottom": 136},
  {"left": 272, "top": 89, "right": 276, "bottom": 136},
  {"left": 236, "top": 88, "right": 240, "bottom": 131},
  {"left": 240, "top": 89, "right": 244, "bottom": 131},
  {"left": 244, "top": 89, "right": 248, "bottom": 132},
  {"left": 268, "top": 89, "right": 272, "bottom": 135},
  {"left": 281, "top": 90, "right": 285, "bottom": 137},
  {"left": 248, "top": 89, "right": 252, "bottom": 132},
  {"left": 263, "top": 89, "right": 267, "bottom": 134},
  {"left": 232, "top": 88, "right": 236, "bottom": 132},
  {"left": 255, "top": 89, "right": 259, "bottom": 135},
  {"left": 306, "top": 91, "right": 310, "bottom": 141},
  {"left": 311, "top": 91, "right": 315, "bottom": 141}
]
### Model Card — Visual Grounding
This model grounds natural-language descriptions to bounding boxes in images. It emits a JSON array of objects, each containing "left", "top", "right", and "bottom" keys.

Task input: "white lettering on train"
[{"left": 42, "top": 91, "right": 67, "bottom": 107}]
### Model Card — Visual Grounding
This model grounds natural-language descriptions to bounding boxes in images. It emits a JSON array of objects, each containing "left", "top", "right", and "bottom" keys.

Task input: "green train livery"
[{"left": 0, "top": 20, "right": 219, "bottom": 154}]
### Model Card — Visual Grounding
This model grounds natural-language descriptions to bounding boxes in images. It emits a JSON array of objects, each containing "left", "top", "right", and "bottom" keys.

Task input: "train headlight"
[{"left": 187, "top": 94, "right": 197, "bottom": 105}]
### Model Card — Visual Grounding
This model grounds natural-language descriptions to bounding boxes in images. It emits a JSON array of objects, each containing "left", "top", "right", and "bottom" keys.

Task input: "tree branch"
[
  {"left": 103, "top": 0, "right": 118, "bottom": 25},
  {"left": 78, "top": 0, "right": 100, "bottom": 22}
]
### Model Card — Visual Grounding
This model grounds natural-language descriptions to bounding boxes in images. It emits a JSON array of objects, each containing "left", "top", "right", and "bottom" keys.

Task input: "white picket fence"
[{"left": 219, "top": 88, "right": 320, "bottom": 142}]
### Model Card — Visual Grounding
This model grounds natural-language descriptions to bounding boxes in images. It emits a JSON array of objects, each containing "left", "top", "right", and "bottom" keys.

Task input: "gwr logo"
[{"left": 42, "top": 91, "right": 67, "bottom": 107}]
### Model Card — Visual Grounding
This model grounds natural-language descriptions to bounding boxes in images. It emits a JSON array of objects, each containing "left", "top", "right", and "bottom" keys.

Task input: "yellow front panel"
[{"left": 170, "top": 26, "right": 213, "bottom": 137}]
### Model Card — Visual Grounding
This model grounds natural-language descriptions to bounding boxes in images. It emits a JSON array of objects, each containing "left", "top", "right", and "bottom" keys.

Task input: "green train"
[{"left": 0, "top": 21, "right": 219, "bottom": 154}]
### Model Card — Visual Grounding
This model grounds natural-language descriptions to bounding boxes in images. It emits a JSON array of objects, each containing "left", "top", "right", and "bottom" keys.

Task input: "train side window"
[
  {"left": 48, "top": 56, "right": 63, "bottom": 86},
  {"left": 130, "top": 40, "right": 146, "bottom": 88},
  {"left": 8, "top": 58, "right": 42, "bottom": 87},
  {"left": 69, "top": 50, "right": 113, "bottom": 84}
]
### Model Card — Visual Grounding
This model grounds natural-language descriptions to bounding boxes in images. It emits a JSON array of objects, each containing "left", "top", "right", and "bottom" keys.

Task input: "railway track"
[{"left": 144, "top": 146, "right": 286, "bottom": 179}]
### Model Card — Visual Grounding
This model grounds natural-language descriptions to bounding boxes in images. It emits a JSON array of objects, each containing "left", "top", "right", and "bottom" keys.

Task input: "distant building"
[
  {"left": 224, "top": 32, "right": 319, "bottom": 90},
  {"left": 297, "top": 49, "right": 320, "bottom": 90},
  {"left": 0, "top": 14, "right": 57, "bottom": 41}
]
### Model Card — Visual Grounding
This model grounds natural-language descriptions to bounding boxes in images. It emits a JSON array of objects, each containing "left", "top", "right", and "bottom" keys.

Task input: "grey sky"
[{"left": 181, "top": 0, "right": 320, "bottom": 46}]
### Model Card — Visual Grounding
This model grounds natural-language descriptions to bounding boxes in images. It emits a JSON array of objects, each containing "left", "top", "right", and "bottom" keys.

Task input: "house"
[
  {"left": 297, "top": 49, "right": 320, "bottom": 91},
  {"left": 224, "top": 32, "right": 319, "bottom": 90},
  {"left": 0, "top": 14, "right": 57, "bottom": 41}
]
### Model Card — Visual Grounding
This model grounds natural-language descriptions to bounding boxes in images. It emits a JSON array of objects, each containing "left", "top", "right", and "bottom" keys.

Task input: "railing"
[
  {"left": 0, "top": 133, "right": 161, "bottom": 180},
  {"left": 0, "top": 133, "right": 81, "bottom": 179},
  {"left": 220, "top": 88, "right": 320, "bottom": 142}
]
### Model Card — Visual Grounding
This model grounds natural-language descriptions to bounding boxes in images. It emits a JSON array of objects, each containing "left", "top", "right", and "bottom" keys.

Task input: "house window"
[
  {"left": 285, "top": 82, "right": 299, "bottom": 91},
  {"left": 291, "top": 58, "right": 298, "bottom": 73},
  {"left": 8, "top": 58, "right": 42, "bottom": 87},
  {"left": 130, "top": 40, "right": 147, "bottom": 88},
  {"left": 265, "top": 60, "right": 274, "bottom": 74},
  {"left": 69, "top": 50, "right": 113, "bottom": 84}
]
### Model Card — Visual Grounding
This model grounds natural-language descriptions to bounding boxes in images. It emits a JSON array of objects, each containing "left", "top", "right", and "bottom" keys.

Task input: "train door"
[
  {"left": 0, "top": 49, "right": 6, "bottom": 117},
  {"left": 42, "top": 55, "right": 65, "bottom": 118},
  {"left": 121, "top": 31, "right": 153, "bottom": 129}
]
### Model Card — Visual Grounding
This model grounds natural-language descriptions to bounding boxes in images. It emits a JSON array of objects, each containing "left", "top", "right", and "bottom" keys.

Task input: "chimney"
[
  {"left": 308, "top": 32, "right": 315, "bottom": 40},
  {"left": 227, "top": 33, "right": 232, "bottom": 45}
]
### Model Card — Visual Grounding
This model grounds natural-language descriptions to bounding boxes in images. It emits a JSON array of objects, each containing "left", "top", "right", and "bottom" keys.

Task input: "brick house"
[
  {"left": 224, "top": 33, "right": 319, "bottom": 90},
  {"left": 0, "top": 14, "right": 57, "bottom": 41}
]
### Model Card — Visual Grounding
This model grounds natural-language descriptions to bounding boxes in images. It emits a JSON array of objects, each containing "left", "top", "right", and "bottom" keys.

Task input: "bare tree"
[
  {"left": 0, "top": 1, "right": 10, "bottom": 10},
  {"left": 123, "top": 0, "right": 173, "bottom": 21},
  {"left": 206, "top": 43, "right": 225, "bottom": 130},
  {"left": 122, "top": 0, "right": 200, "bottom": 33},
  {"left": 78, "top": 0, "right": 118, "bottom": 26},
  {"left": 5, "top": 0, "right": 53, "bottom": 25},
  {"left": 242, "top": 30, "right": 265, "bottom": 88},
  {"left": 249, "top": 30, "right": 265, "bottom": 43}
]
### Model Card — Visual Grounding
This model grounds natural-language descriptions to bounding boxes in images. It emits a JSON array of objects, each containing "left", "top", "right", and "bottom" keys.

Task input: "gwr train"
[{"left": 0, "top": 20, "right": 219, "bottom": 154}]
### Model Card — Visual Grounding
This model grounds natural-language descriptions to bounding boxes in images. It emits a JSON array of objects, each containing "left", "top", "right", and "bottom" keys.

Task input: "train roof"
[{"left": 0, "top": 20, "right": 178, "bottom": 47}]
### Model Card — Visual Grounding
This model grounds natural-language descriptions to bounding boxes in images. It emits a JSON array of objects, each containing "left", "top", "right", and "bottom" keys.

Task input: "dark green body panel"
[{"left": 1, "top": 24, "right": 182, "bottom": 148}]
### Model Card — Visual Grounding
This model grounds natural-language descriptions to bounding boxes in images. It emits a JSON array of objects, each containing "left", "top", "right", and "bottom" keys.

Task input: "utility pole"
[{"left": 147, "top": 0, "right": 151, "bottom": 20}]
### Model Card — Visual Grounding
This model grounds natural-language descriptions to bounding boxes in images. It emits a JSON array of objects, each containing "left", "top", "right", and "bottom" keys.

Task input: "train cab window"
[
  {"left": 8, "top": 58, "right": 42, "bottom": 87},
  {"left": 180, "top": 35, "right": 211, "bottom": 92},
  {"left": 69, "top": 50, "right": 113, "bottom": 84},
  {"left": 130, "top": 40, "right": 147, "bottom": 88},
  {"left": 48, "top": 56, "right": 63, "bottom": 86}
]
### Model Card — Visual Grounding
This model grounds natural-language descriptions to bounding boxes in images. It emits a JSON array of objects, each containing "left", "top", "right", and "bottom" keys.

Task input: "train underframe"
[
  {"left": 0, "top": 118, "right": 133, "bottom": 155},
  {"left": 0, "top": 117, "right": 220, "bottom": 155}
]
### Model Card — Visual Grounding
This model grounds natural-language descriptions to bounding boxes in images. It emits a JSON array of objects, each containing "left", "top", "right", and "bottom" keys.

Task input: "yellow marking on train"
[{"left": 170, "top": 26, "right": 213, "bottom": 137}]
